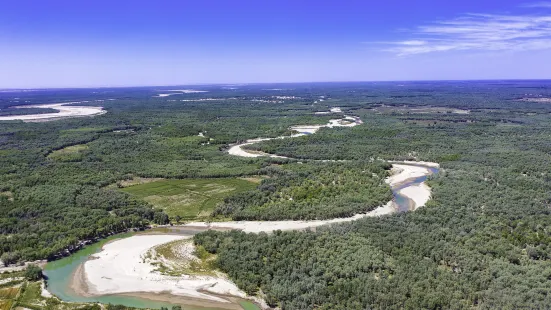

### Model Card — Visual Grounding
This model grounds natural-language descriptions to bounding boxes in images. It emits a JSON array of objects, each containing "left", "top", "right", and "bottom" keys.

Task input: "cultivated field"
[
  {"left": 121, "top": 178, "right": 257, "bottom": 220},
  {"left": 47, "top": 144, "right": 89, "bottom": 162}
]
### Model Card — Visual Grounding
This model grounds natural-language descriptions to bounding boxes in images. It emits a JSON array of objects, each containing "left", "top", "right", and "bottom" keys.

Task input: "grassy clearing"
[
  {"left": 47, "top": 144, "right": 88, "bottom": 162},
  {"left": 107, "top": 177, "right": 164, "bottom": 189},
  {"left": 147, "top": 239, "right": 217, "bottom": 277},
  {"left": 0, "top": 280, "right": 98, "bottom": 310},
  {"left": 239, "top": 301, "right": 261, "bottom": 310},
  {"left": 0, "top": 286, "right": 20, "bottom": 299},
  {"left": 17, "top": 282, "right": 40, "bottom": 306},
  {"left": 238, "top": 177, "right": 266, "bottom": 184},
  {"left": 0, "top": 300, "right": 13, "bottom": 310},
  {"left": 60, "top": 127, "right": 110, "bottom": 133},
  {"left": 121, "top": 178, "right": 257, "bottom": 220},
  {"left": 0, "top": 272, "right": 23, "bottom": 280}
]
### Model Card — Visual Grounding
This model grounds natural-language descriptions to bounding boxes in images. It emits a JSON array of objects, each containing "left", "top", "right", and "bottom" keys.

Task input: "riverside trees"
[{"left": 4, "top": 82, "right": 551, "bottom": 309}]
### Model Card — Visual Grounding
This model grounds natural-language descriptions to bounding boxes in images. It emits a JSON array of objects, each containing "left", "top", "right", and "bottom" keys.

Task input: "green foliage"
[
  {"left": 4, "top": 82, "right": 551, "bottom": 309},
  {"left": 47, "top": 144, "right": 89, "bottom": 162},
  {"left": 24, "top": 264, "right": 43, "bottom": 281},
  {"left": 214, "top": 161, "right": 392, "bottom": 220},
  {"left": 121, "top": 178, "right": 257, "bottom": 220},
  {"left": 0, "top": 252, "right": 19, "bottom": 267}
]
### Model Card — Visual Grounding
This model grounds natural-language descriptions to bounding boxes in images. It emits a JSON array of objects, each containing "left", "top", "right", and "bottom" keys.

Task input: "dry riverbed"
[
  {"left": 71, "top": 235, "right": 263, "bottom": 309},
  {"left": 0, "top": 102, "right": 106, "bottom": 122}
]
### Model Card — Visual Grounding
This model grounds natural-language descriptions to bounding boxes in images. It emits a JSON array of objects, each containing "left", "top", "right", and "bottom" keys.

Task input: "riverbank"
[
  {"left": 70, "top": 234, "right": 262, "bottom": 309},
  {"left": 227, "top": 115, "right": 361, "bottom": 158},
  {"left": 66, "top": 161, "right": 436, "bottom": 308},
  {"left": 48, "top": 112, "right": 438, "bottom": 309},
  {"left": 386, "top": 162, "right": 439, "bottom": 209},
  {"left": 0, "top": 102, "right": 106, "bottom": 122},
  {"left": 54, "top": 161, "right": 437, "bottom": 310},
  {"left": 399, "top": 183, "right": 432, "bottom": 210}
]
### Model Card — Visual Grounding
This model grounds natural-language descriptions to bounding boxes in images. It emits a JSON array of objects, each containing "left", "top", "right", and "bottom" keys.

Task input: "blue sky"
[{"left": 1, "top": 0, "right": 551, "bottom": 87}]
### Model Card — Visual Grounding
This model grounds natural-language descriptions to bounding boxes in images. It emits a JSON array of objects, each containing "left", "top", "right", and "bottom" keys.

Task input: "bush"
[{"left": 24, "top": 264, "right": 43, "bottom": 281}]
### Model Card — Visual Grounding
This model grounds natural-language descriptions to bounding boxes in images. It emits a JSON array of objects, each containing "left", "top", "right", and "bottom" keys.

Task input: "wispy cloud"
[
  {"left": 522, "top": 2, "right": 551, "bottom": 8},
  {"left": 381, "top": 10, "right": 551, "bottom": 56}
]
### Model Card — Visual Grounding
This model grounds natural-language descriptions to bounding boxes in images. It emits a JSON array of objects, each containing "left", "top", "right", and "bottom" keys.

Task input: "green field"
[
  {"left": 0, "top": 286, "right": 19, "bottom": 299},
  {"left": 0, "top": 300, "right": 12, "bottom": 310},
  {"left": 47, "top": 144, "right": 89, "bottom": 162},
  {"left": 121, "top": 178, "right": 258, "bottom": 220}
]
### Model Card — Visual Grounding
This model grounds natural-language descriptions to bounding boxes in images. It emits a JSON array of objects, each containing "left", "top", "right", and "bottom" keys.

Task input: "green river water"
[{"left": 43, "top": 231, "right": 259, "bottom": 310}]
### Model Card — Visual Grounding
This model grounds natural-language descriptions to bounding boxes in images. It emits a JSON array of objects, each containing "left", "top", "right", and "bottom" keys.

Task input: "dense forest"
[
  {"left": 2, "top": 81, "right": 551, "bottom": 309},
  {"left": 193, "top": 81, "right": 551, "bottom": 309},
  {"left": 212, "top": 161, "right": 392, "bottom": 220}
]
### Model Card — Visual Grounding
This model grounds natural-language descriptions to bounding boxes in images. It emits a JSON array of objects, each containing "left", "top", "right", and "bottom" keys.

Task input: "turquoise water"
[
  {"left": 43, "top": 231, "right": 244, "bottom": 310},
  {"left": 43, "top": 233, "right": 175, "bottom": 309},
  {"left": 392, "top": 166, "right": 439, "bottom": 212}
]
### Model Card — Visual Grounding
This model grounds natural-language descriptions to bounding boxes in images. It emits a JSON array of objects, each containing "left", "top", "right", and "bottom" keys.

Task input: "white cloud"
[
  {"left": 522, "top": 2, "right": 551, "bottom": 8},
  {"left": 399, "top": 40, "right": 428, "bottom": 46},
  {"left": 382, "top": 10, "right": 551, "bottom": 55}
]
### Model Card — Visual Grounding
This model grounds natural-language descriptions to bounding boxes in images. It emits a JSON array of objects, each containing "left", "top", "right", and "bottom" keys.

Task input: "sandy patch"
[
  {"left": 388, "top": 160, "right": 440, "bottom": 168},
  {"left": 385, "top": 162, "right": 438, "bottom": 209},
  {"left": 0, "top": 277, "right": 24, "bottom": 285},
  {"left": 227, "top": 137, "right": 293, "bottom": 158},
  {"left": 182, "top": 201, "right": 396, "bottom": 233},
  {"left": 41, "top": 281, "right": 53, "bottom": 298},
  {"left": 82, "top": 235, "right": 246, "bottom": 303},
  {"left": 315, "top": 107, "right": 342, "bottom": 115},
  {"left": 399, "top": 183, "right": 431, "bottom": 210},
  {"left": 0, "top": 102, "right": 105, "bottom": 122},
  {"left": 118, "top": 292, "right": 243, "bottom": 310},
  {"left": 228, "top": 116, "right": 361, "bottom": 158},
  {"left": 385, "top": 164, "right": 430, "bottom": 187},
  {"left": 156, "top": 90, "right": 208, "bottom": 97}
]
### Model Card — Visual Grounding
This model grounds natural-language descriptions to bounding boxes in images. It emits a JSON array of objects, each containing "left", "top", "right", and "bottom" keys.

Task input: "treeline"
[
  {"left": 0, "top": 89, "right": 347, "bottom": 261},
  {"left": 213, "top": 161, "right": 393, "bottom": 220},
  {"left": 194, "top": 81, "right": 551, "bottom": 309},
  {"left": 196, "top": 156, "right": 551, "bottom": 309},
  {"left": 4, "top": 83, "right": 551, "bottom": 309},
  {"left": 0, "top": 186, "right": 168, "bottom": 262}
]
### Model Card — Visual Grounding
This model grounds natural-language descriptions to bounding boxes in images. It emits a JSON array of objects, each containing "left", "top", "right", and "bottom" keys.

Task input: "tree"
[
  {"left": 172, "top": 306, "right": 182, "bottom": 310},
  {"left": 24, "top": 264, "right": 43, "bottom": 281},
  {"left": 1, "top": 252, "right": 19, "bottom": 267}
]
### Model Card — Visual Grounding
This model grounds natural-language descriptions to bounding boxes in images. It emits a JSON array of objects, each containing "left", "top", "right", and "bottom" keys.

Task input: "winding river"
[{"left": 44, "top": 114, "right": 439, "bottom": 310}]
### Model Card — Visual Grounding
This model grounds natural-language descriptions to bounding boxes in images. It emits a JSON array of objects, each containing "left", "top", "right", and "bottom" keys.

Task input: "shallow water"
[
  {"left": 43, "top": 231, "right": 257, "bottom": 310},
  {"left": 392, "top": 166, "right": 439, "bottom": 212}
]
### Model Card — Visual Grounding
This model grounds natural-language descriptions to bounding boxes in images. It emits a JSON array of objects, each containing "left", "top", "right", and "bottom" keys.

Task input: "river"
[
  {"left": 43, "top": 115, "right": 438, "bottom": 309},
  {"left": 43, "top": 164, "right": 437, "bottom": 310}
]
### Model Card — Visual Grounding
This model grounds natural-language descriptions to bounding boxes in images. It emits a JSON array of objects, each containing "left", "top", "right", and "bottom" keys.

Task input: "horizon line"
[{"left": 1, "top": 78, "right": 551, "bottom": 90}]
